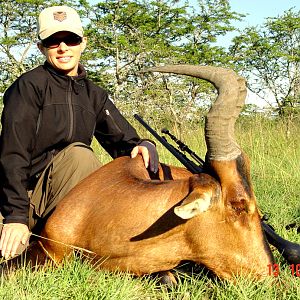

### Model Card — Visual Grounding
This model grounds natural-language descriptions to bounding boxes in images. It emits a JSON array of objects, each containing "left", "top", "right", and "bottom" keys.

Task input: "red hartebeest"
[{"left": 6, "top": 65, "right": 274, "bottom": 280}]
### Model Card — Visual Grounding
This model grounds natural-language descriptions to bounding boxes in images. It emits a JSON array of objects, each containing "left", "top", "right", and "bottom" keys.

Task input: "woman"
[{"left": 0, "top": 6, "right": 158, "bottom": 259}]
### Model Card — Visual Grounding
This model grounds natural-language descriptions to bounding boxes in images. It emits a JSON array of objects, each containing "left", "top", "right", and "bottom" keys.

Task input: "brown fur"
[{"left": 18, "top": 154, "right": 273, "bottom": 280}]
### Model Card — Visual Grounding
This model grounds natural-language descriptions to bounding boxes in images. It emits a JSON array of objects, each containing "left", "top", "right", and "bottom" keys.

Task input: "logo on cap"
[{"left": 53, "top": 11, "right": 67, "bottom": 22}]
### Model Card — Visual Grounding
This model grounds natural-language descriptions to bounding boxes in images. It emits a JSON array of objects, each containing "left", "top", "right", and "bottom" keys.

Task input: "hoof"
[{"left": 156, "top": 270, "right": 177, "bottom": 287}]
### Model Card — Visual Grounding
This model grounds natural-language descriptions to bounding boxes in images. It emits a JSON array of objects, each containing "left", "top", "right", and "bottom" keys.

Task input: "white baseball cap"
[{"left": 38, "top": 6, "right": 83, "bottom": 40}]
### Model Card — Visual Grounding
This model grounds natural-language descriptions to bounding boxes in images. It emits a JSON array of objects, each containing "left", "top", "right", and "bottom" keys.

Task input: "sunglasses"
[{"left": 41, "top": 34, "right": 82, "bottom": 49}]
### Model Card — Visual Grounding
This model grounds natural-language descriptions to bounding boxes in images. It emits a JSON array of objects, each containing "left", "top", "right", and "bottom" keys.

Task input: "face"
[{"left": 38, "top": 31, "right": 87, "bottom": 76}]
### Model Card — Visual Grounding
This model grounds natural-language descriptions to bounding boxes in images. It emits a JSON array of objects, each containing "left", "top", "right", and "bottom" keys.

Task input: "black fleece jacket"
[{"left": 0, "top": 62, "right": 141, "bottom": 225}]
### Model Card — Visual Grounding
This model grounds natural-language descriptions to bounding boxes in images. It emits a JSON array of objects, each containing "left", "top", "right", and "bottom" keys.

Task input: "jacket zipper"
[
  {"left": 66, "top": 79, "right": 74, "bottom": 142},
  {"left": 35, "top": 110, "right": 42, "bottom": 135},
  {"left": 105, "top": 109, "right": 122, "bottom": 134}
]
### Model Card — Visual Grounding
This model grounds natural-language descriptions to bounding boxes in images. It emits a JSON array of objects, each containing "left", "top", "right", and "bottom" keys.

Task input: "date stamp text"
[{"left": 268, "top": 264, "right": 300, "bottom": 277}]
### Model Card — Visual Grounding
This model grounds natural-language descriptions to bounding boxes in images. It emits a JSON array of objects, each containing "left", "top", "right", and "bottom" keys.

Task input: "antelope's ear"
[{"left": 174, "top": 191, "right": 212, "bottom": 220}]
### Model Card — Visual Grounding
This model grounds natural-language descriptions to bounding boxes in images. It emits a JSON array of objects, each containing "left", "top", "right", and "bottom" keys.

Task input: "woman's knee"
[{"left": 66, "top": 145, "right": 101, "bottom": 170}]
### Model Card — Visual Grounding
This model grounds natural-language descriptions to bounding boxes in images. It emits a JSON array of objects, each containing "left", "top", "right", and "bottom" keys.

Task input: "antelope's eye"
[{"left": 230, "top": 199, "right": 248, "bottom": 215}]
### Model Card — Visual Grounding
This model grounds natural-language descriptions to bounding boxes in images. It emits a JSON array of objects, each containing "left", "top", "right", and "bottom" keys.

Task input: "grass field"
[{"left": 0, "top": 116, "right": 299, "bottom": 299}]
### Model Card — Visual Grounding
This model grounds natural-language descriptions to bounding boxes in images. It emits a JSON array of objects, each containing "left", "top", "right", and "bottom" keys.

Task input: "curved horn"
[{"left": 146, "top": 65, "right": 247, "bottom": 161}]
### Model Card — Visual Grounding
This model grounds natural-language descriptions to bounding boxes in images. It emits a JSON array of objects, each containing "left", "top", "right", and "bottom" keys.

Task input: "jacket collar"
[{"left": 44, "top": 61, "right": 87, "bottom": 81}]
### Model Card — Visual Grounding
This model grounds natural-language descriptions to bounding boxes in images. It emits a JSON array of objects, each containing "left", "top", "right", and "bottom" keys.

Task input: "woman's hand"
[
  {"left": 131, "top": 141, "right": 159, "bottom": 173},
  {"left": 0, "top": 223, "right": 30, "bottom": 259}
]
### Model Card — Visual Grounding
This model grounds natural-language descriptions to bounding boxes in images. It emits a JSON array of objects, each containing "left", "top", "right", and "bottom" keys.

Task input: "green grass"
[
  {"left": 236, "top": 117, "right": 300, "bottom": 241},
  {"left": 0, "top": 116, "right": 299, "bottom": 299},
  {"left": 1, "top": 258, "right": 300, "bottom": 299}
]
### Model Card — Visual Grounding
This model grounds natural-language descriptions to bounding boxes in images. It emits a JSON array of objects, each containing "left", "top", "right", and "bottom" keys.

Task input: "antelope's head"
[{"left": 148, "top": 65, "right": 274, "bottom": 279}]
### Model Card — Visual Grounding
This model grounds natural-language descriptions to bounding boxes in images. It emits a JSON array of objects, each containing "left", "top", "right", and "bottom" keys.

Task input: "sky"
[
  {"left": 213, "top": 0, "right": 300, "bottom": 46},
  {"left": 228, "top": 0, "right": 299, "bottom": 28},
  {"left": 217, "top": 0, "right": 300, "bottom": 107}
]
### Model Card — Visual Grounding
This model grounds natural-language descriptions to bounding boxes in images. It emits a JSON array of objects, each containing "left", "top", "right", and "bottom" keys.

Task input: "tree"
[
  {"left": 1, "top": 0, "right": 40, "bottom": 93},
  {"left": 82, "top": 0, "right": 191, "bottom": 95},
  {"left": 83, "top": 0, "right": 242, "bottom": 130},
  {"left": 0, "top": 0, "right": 243, "bottom": 130},
  {"left": 230, "top": 9, "right": 300, "bottom": 119},
  {"left": 178, "top": 0, "right": 243, "bottom": 65}
]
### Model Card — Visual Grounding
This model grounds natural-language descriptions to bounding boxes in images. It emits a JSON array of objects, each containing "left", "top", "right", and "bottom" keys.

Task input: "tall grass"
[
  {"left": 0, "top": 116, "right": 299, "bottom": 299},
  {"left": 236, "top": 116, "right": 300, "bottom": 242}
]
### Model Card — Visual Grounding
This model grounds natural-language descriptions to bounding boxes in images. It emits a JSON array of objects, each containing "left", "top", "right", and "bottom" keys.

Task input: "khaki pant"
[{"left": 1, "top": 142, "right": 101, "bottom": 233}]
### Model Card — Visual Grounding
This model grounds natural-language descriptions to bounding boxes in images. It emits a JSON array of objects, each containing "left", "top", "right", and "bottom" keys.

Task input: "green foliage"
[
  {"left": 178, "top": 0, "right": 244, "bottom": 65},
  {"left": 80, "top": 0, "right": 243, "bottom": 130},
  {"left": 0, "top": 116, "right": 299, "bottom": 299},
  {"left": 0, "top": 0, "right": 40, "bottom": 91},
  {"left": 230, "top": 8, "right": 300, "bottom": 119},
  {"left": 0, "top": 0, "right": 243, "bottom": 126},
  {"left": 1, "top": 0, "right": 300, "bottom": 123}
]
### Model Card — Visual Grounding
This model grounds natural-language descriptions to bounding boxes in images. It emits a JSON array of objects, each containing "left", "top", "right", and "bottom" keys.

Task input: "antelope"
[{"left": 5, "top": 65, "right": 274, "bottom": 280}]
